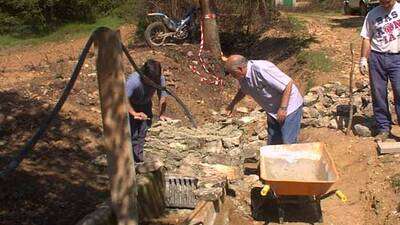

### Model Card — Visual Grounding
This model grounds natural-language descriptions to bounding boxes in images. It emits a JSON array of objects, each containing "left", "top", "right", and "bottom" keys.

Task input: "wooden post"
[
  {"left": 347, "top": 43, "right": 355, "bottom": 135},
  {"left": 94, "top": 27, "right": 138, "bottom": 225},
  {"left": 199, "top": 0, "right": 222, "bottom": 60},
  {"left": 137, "top": 165, "right": 166, "bottom": 220}
]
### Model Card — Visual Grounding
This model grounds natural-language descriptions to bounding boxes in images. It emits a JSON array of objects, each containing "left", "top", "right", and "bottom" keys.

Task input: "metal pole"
[{"left": 94, "top": 27, "right": 138, "bottom": 225}]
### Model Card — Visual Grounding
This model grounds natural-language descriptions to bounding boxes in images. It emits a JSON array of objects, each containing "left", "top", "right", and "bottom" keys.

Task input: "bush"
[
  {"left": 112, "top": 0, "right": 149, "bottom": 39},
  {"left": 391, "top": 173, "right": 400, "bottom": 191},
  {"left": 113, "top": 0, "right": 147, "bottom": 20},
  {"left": 0, "top": 0, "right": 135, "bottom": 36},
  {"left": 287, "top": 15, "right": 306, "bottom": 32}
]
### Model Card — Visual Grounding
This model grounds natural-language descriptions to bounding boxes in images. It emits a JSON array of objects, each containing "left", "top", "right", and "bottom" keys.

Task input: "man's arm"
[
  {"left": 158, "top": 95, "right": 168, "bottom": 119},
  {"left": 359, "top": 38, "right": 371, "bottom": 76},
  {"left": 157, "top": 75, "right": 170, "bottom": 121},
  {"left": 361, "top": 38, "right": 371, "bottom": 58},
  {"left": 226, "top": 89, "right": 246, "bottom": 114},
  {"left": 359, "top": 12, "right": 371, "bottom": 76},
  {"left": 126, "top": 100, "right": 148, "bottom": 120},
  {"left": 280, "top": 80, "right": 292, "bottom": 109},
  {"left": 125, "top": 77, "right": 148, "bottom": 120},
  {"left": 127, "top": 102, "right": 136, "bottom": 115},
  {"left": 277, "top": 81, "right": 292, "bottom": 123}
]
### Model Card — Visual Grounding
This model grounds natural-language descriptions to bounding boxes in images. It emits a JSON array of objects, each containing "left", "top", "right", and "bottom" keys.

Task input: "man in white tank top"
[{"left": 360, "top": 0, "right": 400, "bottom": 141}]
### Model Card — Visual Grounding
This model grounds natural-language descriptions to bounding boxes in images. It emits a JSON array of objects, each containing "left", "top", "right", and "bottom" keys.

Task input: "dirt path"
[
  {"left": 300, "top": 128, "right": 399, "bottom": 225},
  {"left": 291, "top": 12, "right": 371, "bottom": 88}
]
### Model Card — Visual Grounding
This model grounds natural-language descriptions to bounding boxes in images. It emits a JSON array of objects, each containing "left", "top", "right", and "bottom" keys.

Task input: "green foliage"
[
  {"left": 0, "top": 0, "right": 142, "bottom": 36},
  {"left": 297, "top": 50, "right": 333, "bottom": 72},
  {"left": 390, "top": 173, "right": 400, "bottom": 190},
  {"left": 0, "top": 0, "right": 100, "bottom": 35},
  {"left": 306, "top": 78, "right": 315, "bottom": 92},
  {"left": 114, "top": 0, "right": 147, "bottom": 20},
  {"left": 0, "top": 16, "right": 123, "bottom": 48},
  {"left": 315, "top": 0, "right": 342, "bottom": 10},
  {"left": 135, "top": 17, "right": 149, "bottom": 40},
  {"left": 287, "top": 15, "right": 306, "bottom": 32},
  {"left": 112, "top": 0, "right": 149, "bottom": 39}
]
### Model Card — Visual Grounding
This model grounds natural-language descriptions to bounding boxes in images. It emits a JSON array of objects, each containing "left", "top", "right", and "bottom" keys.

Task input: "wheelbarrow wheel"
[{"left": 250, "top": 188, "right": 262, "bottom": 220}]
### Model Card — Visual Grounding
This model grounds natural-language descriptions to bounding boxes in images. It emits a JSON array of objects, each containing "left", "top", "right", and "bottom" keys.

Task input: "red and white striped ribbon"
[{"left": 194, "top": 15, "right": 223, "bottom": 86}]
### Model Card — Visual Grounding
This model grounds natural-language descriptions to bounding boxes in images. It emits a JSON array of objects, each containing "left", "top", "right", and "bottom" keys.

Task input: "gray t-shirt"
[
  {"left": 361, "top": 2, "right": 400, "bottom": 53},
  {"left": 125, "top": 72, "right": 168, "bottom": 106},
  {"left": 239, "top": 60, "right": 303, "bottom": 118}
]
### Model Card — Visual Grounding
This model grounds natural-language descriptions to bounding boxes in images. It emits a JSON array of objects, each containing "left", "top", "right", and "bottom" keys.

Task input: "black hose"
[
  {"left": 121, "top": 44, "right": 197, "bottom": 128},
  {"left": 0, "top": 33, "right": 94, "bottom": 179}
]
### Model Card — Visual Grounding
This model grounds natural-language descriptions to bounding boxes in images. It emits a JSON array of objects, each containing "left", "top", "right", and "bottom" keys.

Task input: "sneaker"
[{"left": 374, "top": 131, "right": 389, "bottom": 142}]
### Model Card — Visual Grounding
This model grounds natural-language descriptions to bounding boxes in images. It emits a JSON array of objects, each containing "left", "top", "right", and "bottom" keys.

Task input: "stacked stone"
[
  {"left": 142, "top": 109, "right": 266, "bottom": 174},
  {"left": 302, "top": 80, "right": 396, "bottom": 137}
]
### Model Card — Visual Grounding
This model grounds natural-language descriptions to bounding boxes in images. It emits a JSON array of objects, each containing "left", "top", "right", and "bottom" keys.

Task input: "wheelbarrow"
[{"left": 258, "top": 142, "right": 347, "bottom": 224}]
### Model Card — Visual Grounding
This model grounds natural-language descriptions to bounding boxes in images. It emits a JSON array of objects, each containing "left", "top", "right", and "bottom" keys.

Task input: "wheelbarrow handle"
[
  {"left": 319, "top": 189, "right": 348, "bottom": 203},
  {"left": 260, "top": 185, "right": 270, "bottom": 196},
  {"left": 335, "top": 190, "right": 348, "bottom": 203}
]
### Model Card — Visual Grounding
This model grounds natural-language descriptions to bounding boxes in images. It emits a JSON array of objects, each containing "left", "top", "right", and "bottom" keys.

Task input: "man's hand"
[
  {"left": 222, "top": 105, "right": 234, "bottom": 117},
  {"left": 359, "top": 57, "right": 368, "bottom": 76},
  {"left": 277, "top": 108, "right": 287, "bottom": 124},
  {"left": 224, "top": 90, "right": 245, "bottom": 117},
  {"left": 132, "top": 112, "right": 148, "bottom": 120},
  {"left": 159, "top": 115, "right": 171, "bottom": 121}
]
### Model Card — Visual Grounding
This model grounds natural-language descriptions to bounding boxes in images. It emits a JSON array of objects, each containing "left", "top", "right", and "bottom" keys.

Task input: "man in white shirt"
[
  {"left": 360, "top": 0, "right": 400, "bottom": 141},
  {"left": 224, "top": 55, "right": 303, "bottom": 145}
]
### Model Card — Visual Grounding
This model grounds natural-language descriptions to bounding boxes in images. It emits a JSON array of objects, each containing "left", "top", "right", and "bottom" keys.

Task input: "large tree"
[{"left": 199, "top": 0, "right": 223, "bottom": 60}]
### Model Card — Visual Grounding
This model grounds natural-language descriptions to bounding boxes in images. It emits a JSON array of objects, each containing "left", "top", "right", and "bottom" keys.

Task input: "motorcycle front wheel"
[{"left": 145, "top": 22, "right": 167, "bottom": 48}]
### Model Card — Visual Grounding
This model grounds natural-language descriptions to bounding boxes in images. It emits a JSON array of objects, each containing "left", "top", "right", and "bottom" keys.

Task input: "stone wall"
[{"left": 302, "top": 80, "right": 396, "bottom": 137}]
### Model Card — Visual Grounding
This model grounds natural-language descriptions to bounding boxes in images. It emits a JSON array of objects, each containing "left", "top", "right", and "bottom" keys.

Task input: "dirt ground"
[{"left": 0, "top": 11, "right": 399, "bottom": 225}]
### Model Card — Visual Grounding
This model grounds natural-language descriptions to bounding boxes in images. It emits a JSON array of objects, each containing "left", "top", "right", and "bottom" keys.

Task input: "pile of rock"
[
  {"left": 302, "top": 80, "right": 396, "bottom": 137},
  {"left": 145, "top": 109, "right": 267, "bottom": 173},
  {"left": 92, "top": 108, "right": 267, "bottom": 175},
  {"left": 91, "top": 109, "right": 268, "bottom": 209}
]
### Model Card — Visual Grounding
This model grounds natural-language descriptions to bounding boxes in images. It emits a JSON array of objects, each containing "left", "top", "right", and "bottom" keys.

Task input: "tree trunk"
[
  {"left": 246, "top": 0, "right": 255, "bottom": 34},
  {"left": 199, "top": 0, "right": 222, "bottom": 60},
  {"left": 171, "top": 0, "right": 179, "bottom": 19},
  {"left": 137, "top": 167, "right": 166, "bottom": 220},
  {"left": 75, "top": 162, "right": 166, "bottom": 225},
  {"left": 258, "top": 0, "right": 268, "bottom": 25},
  {"left": 94, "top": 27, "right": 138, "bottom": 225}
]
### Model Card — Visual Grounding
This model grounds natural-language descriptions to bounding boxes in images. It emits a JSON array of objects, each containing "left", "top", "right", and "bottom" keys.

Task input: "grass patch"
[
  {"left": 297, "top": 50, "right": 333, "bottom": 72},
  {"left": 308, "top": 10, "right": 342, "bottom": 17},
  {"left": 306, "top": 78, "right": 315, "bottom": 92},
  {"left": 390, "top": 173, "right": 400, "bottom": 190},
  {"left": 0, "top": 16, "right": 124, "bottom": 49},
  {"left": 287, "top": 15, "right": 306, "bottom": 32}
]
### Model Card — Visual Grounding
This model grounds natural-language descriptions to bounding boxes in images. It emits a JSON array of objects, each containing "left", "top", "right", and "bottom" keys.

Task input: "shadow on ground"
[
  {"left": 330, "top": 16, "right": 364, "bottom": 28},
  {"left": 0, "top": 91, "right": 108, "bottom": 225},
  {"left": 220, "top": 31, "right": 318, "bottom": 64},
  {"left": 251, "top": 188, "right": 323, "bottom": 224}
]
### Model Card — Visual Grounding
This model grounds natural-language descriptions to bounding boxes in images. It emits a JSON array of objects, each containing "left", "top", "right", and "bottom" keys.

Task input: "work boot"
[{"left": 374, "top": 131, "right": 389, "bottom": 142}]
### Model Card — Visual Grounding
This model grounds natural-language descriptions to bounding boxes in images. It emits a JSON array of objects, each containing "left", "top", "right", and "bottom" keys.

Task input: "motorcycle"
[{"left": 145, "top": 7, "right": 198, "bottom": 47}]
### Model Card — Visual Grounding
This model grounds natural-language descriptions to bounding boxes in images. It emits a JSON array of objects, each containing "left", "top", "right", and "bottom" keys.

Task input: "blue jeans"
[
  {"left": 267, "top": 106, "right": 303, "bottom": 145},
  {"left": 369, "top": 51, "right": 400, "bottom": 132},
  {"left": 129, "top": 102, "right": 153, "bottom": 163}
]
